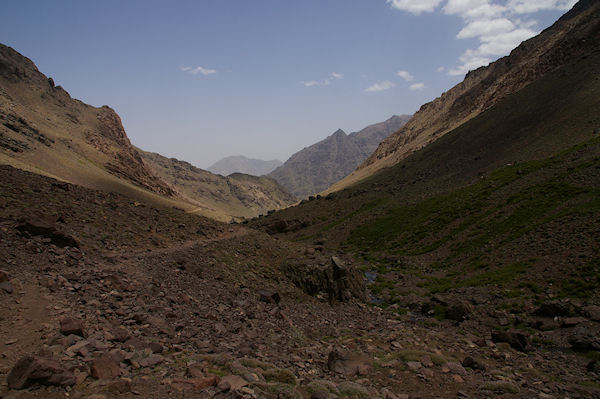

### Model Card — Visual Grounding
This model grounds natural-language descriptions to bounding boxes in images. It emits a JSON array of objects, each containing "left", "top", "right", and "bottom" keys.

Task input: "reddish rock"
[
  {"left": 218, "top": 374, "right": 248, "bottom": 392},
  {"left": 60, "top": 317, "right": 87, "bottom": 337},
  {"left": 7, "top": 355, "right": 75, "bottom": 389},
  {"left": 91, "top": 354, "right": 122, "bottom": 379}
]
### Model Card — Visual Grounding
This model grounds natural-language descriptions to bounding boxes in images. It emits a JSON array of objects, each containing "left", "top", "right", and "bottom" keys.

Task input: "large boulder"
[
  {"left": 492, "top": 331, "right": 530, "bottom": 352},
  {"left": 282, "top": 256, "right": 366, "bottom": 302},
  {"left": 7, "top": 355, "right": 75, "bottom": 389},
  {"left": 327, "top": 347, "right": 371, "bottom": 376}
]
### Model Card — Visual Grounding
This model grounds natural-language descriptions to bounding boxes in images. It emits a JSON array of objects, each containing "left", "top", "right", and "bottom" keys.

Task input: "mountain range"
[
  {"left": 269, "top": 115, "right": 410, "bottom": 198},
  {"left": 207, "top": 155, "right": 282, "bottom": 176}
]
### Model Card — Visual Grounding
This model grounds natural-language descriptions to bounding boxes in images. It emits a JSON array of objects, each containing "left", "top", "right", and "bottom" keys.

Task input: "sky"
[{"left": 1, "top": 0, "right": 576, "bottom": 168}]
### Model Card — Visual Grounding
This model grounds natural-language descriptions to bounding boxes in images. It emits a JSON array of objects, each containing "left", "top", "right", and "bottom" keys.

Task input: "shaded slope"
[
  {"left": 250, "top": 41, "right": 600, "bottom": 306},
  {"left": 329, "top": 0, "right": 600, "bottom": 193},
  {"left": 140, "top": 150, "right": 296, "bottom": 221},
  {"left": 269, "top": 115, "right": 410, "bottom": 198},
  {"left": 207, "top": 155, "right": 282, "bottom": 176}
]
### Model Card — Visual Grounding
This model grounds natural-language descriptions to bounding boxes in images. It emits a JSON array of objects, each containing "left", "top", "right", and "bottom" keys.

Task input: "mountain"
[
  {"left": 269, "top": 115, "right": 410, "bottom": 198},
  {"left": 207, "top": 155, "right": 282, "bottom": 176},
  {"left": 0, "top": 43, "right": 176, "bottom": 204},
  {"left": 0, "top": 43, "right": 294, "bottom": 221},
  {"left": 140, "top": 150, "right": 296, "bottom": 221},
  {"left": 328, "top": 0, "right": 600, "bottom": 193}
]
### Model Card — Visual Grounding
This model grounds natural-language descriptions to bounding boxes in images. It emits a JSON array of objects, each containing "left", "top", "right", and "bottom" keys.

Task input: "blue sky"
[{"left": 1, "top": 0, "right": 575, "bottom": 168}]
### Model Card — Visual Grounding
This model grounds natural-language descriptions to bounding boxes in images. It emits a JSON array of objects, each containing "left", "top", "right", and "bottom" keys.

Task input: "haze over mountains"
[
  {"left": 207, "top": 155, "right": 282, "bottom": 177},
  {"left": 1, "top": 1, "right": 600, "bottom": 398},
  {"left": 269, "top": 115, "right": 410, "bottom": 198}
]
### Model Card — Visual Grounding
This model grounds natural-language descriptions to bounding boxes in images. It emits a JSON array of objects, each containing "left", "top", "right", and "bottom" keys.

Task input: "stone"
[
  {"left": 0, "top": 270, "right": 9, "bottom": 282},
  {"left": 462, "top": 356, "right": 486, "bottom": 371},
  {"left": 444, "top": 362, "right": 467, "bottom": 376},
  {"left": 311, "top": 393, "right": 329, "bottom": 399},
  {"left": 218, "top": 374, "right": 248, "bottom": 391},
  {"left": 91, "top": 354, "right": 122, "bottom": 379},
  {"left": 327, "top": 347, "right": 371, "bottom": 376},
  {"left": 568, "top": 326, "right": 600, "bottom": 351},
  {"left": 0, "top": 280, "right": 13, "bottom": 294},
  {"left": 60, "top": 317, "right": 87, "bottom": 337},
  {"left": 535, "top": 301, "right": 574, "bottom": 317},
  {"left": 7, "top": 355, "right": 75, "bottom": 389},
  {"left": 583, "top": 305, "right": 600, "bottom": 321},
  {"left": 491, "top": 331, "right": 529, "bottom": 352},
  {"left": 406, "top": 361, "right": 422, "bottom": 371},
  {"left": 587, "top": 360, "right": 600, "bottom": 374},
  {"left": 446, "top": 301, "right": 473, "bottom": 321},
  {"left": 560, "top": 317, "right": 587, "bottom": 327},
  {"left": 258, "top": 289, "right": 281, "bottom": 304}
]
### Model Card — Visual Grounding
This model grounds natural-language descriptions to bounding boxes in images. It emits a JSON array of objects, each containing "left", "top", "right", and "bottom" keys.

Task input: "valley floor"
[{"left": 1, "top": 165, "right": 599, "bottom": 399}]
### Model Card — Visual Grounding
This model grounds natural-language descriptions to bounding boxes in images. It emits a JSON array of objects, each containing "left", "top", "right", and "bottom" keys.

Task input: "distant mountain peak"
[
  {"left": 207, "top": 155, "right": 282, "bottom": 176},
  {"left": 332, "top": 129, "right": 346, "bottom": 138}
]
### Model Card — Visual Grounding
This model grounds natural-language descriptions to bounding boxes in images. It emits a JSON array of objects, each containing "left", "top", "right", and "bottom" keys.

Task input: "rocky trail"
[{"left": 1, "top": 165, "right": 599, "bottom": 398}]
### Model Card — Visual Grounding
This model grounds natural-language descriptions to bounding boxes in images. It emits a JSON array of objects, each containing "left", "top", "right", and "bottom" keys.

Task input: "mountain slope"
[
  {"left": 250, "top": 20, "right": 600, "bottom": 307},
  {"left": 0, "top": 43, "right": 177, "bottom": 204},
  {"left": 140, "top": 150, "right": 296, "bottom": 221},
  {"left": 269, "top": 115, "right": 410, "bottom": 198},
  {"left": 207, "top": 155, "right": 282, "bottom": 176},
  {"left": 329, "top": 0, "right": 600, "bottom": 193}
]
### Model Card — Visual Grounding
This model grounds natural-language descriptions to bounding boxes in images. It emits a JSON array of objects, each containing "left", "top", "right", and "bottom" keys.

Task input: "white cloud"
[
  {"left": 180, "top": 65, "right": 217, "bottom": 76},
  {"left": 387, "top": 0, "right": 443, "bottom": 14},
  {"left": 437, "top": 66, "right": 445, "bottom": 72},
  {"left": 457, "top": 18, "right": 515, "bottom": 39},
  {"left": 365, "top": 80, "right": 396, "bottom": 92},
  {"left": 302, "top": 72, "right": 343, "bottom": 87},
  {"left": 506, "top": 0, "right": 577, "bottom": 14},
  {"left": 397, "top": 70, "right": 415, "bottom": 81},
  {"left": 443, "top": 0, "right": 506, "bottom": 19},
  {"left": 409, "top": 82, "right": 426, "bottom": 91}
]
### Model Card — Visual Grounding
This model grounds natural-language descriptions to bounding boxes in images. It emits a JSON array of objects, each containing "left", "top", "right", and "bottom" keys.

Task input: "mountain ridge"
[
  {"left": 327, "top": 0, "right": 600, "bottom": 193},
  {"left": 269, "top": 115, "right": 410, "bottom": 198}
]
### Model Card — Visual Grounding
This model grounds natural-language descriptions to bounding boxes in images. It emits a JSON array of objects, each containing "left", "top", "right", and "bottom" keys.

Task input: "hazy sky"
[{"left": 1, "top": 0, "right": 575, "bottom": 168}]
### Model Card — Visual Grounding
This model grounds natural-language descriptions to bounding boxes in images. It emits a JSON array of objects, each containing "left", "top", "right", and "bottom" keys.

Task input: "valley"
[{"left": 1, "top": 1, "right": 600, "bottom": 398}]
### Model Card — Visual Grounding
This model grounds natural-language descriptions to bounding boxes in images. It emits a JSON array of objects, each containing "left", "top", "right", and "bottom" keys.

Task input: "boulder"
[
  {"left": 568, "top": 326, "right": 600, "bottom": 352},
  {"left": 535, "top": 300, "right": 575, "bottom": 317},
  {"left": 91, "top": 354, "right": 122, "bottom": 379},
  {"left": 282, "top": 256, "right": 366, "bottom": 302},
  {"left": 491, "top": 331, "right": 529, "bottom": 352},
  {"left": 7, "top": 355, "right": 75, "bottom": 389},
  {"left": 60, "top": 317, "right": 86, "bottom": 337},
  {"left": 445, "top": 301, "right": 474, "bottom": 321},
  {"left": 258, "top": 289, "right": 281, "bottom": 304},
  {"left": 327, "top": 347, "right": 371, "bottom": 376}
]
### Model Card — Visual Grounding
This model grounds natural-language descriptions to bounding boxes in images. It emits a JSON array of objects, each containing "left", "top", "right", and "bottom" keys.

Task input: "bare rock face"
[{"left": 7, "top": 355, "right": 75, "bottom": 389}]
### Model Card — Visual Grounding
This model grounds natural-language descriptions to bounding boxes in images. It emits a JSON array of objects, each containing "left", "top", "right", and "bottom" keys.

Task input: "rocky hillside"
[
  {"left": 269, "top": 115, "right": 410, "bottom": 198},
  {"left": 207, "top": 155, "right": 282, "bottom": 176},
  {"left": 0, "top": 43, "right": 296, "bottom": 221},
  {"left": 249, "top": 9, "right": 600, "bottom": 397},
  {"left": 0, "top": 43, "right": 175, "bottom": 200},
  {"left": 329, "top": 0, "right": 600, "bottom": 193},
  {"left": 140, "top": 150, "right": 296, "bottom": 221}
]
